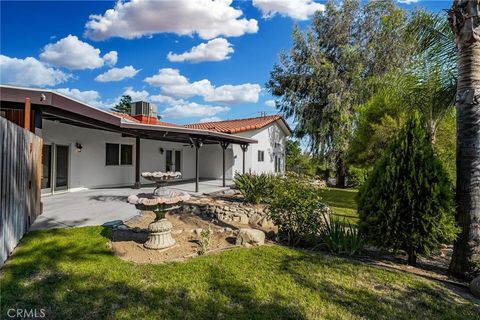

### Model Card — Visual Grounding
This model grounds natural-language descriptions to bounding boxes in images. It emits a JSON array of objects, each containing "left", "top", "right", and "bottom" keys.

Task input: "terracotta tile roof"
[
  {"left": 109, "top": 111, "right": 140, "bottom": 123},
  {"left": 109, "top": 111, "right": 181, "bottom": 127},
  {"left": 184, "top": 115, "right": 291, "bottom": 134}
]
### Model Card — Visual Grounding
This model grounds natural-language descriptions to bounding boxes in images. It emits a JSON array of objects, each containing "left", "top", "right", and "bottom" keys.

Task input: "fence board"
[{"left": 0, "top": 117, "right": 42, "bottom": 266}]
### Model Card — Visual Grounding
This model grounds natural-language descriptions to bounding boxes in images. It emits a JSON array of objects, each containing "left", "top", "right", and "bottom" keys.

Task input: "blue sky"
[{"left": 0, "top": 0, "right": 450, "bottom": 124}]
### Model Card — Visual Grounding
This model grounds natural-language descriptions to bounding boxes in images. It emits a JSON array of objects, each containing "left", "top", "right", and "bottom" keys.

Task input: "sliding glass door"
[
  {"left": 42, "top": 144, "right": 69, "bottom": 194},
  {"left": 42, "top": 145, "right": 52, "bottom": 193},
  {"left": 165, "top": 150, "right": 182, "bottom": 173},
  {"left": 55, "top": 145, "right": 69, "bottom": 191}
]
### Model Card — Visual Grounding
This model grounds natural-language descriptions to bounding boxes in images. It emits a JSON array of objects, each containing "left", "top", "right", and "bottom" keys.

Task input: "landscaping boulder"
[
  {"left": 249, "top": 213, "right": 263, "bottom": 226},
  {"left": 239, "top": 213, "right": 249, "bottom": 224},
  {"left": 235, "top": 228, "right": 265, "bottom": 246},
  {"left": 470, "top": 276, "right": 480, "bottom": 298}
]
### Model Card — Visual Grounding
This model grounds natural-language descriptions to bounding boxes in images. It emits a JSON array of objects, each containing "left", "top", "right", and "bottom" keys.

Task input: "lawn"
[
  {"left": 319, "top": 187, "right": 359, "bottom": 223},
  {"left": 1, "top": 227, "right": 478, "bottom": 319}
]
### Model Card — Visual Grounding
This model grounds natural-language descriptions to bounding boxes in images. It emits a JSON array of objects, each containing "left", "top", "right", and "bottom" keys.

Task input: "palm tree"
[
  {"left": 448, "top": 0, "right": 480, "bottom": 279},
  {"left": 405, "top": 10, "right": 457, "bottom": 143}
]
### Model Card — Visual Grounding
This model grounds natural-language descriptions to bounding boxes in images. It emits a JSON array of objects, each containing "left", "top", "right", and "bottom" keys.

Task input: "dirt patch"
[{"left": 110, "top": 211, "right": 255, "bottom": 264}]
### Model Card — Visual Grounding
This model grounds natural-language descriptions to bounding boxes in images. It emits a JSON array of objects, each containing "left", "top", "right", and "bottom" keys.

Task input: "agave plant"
[
  {"left": 233, "top": 173, "right": 274, "bottom": 205},
  {"left": 320, "top": 213, "right": 364, "bottom": 256}
]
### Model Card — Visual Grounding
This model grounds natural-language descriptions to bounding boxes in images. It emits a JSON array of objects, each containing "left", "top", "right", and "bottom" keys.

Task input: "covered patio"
[
  {"left": 0, "top": 85, "right": 256, "bottom": 194},
  {"left": 31, "top": 179, "right": 233, "bottom": 230}
]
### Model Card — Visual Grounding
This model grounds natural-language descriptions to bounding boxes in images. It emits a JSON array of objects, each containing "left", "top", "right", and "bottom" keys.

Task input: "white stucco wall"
[
  {"left": 139, "top": 139, "right": 196, "bottom": 182},
  {"left": 199, "top": 144, "right": 234, "bottom": 179},
  {"left": 40, "top": 119, "right": 289, "bottom": 192},
  {"left": 41, "top": 120, "right": 196, "bottom": 190},
  {"left": 231, "top": 122, "right": 287, "bottom": 176},
  {"left": 42, "top": 120, "right": 136, "bottom": 190}
]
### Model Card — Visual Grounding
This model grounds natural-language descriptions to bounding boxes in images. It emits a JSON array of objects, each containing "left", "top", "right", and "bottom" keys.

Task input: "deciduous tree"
[{"left": 267, "top": 0, "right": 412, "bottom": 187}]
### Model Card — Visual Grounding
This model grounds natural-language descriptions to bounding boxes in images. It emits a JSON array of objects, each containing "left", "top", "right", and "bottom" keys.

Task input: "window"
[
  {"left": 121, "top": 145, "right": 133, "bottom": 165},
  {"left": 258, "top": 150, "right": 264, "bottom": 162},
  {"left": 275, "top": 155, "right": 282, "bottom": 173},
  {"left": 106, "top": 143, "right": 132, "bottom": 166},
  {"left": 106, "top": 143, "right": 119, "bottom": 165}
]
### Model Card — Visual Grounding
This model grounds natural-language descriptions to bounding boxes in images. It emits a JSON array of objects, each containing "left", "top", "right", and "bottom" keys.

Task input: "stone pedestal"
[{"left": 144, "top": 218, "right": 176, "bottom": 249}]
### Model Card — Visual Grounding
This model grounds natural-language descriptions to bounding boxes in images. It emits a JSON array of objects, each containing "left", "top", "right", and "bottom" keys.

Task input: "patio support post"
[
  {"left": 194, "top": 139, "right": 203, "bottom": 193},
  {"left": 220, "top": 142, "right": 230, "bottom": 187},
  {"left": 240, "top": 144, "right": 248, "bottom": 174},
  {"left": 134, "top": 136, "right": 141, "bottom": 189},
  {"left": 24, "top": 97, "right": 31, "bottom": 131}
]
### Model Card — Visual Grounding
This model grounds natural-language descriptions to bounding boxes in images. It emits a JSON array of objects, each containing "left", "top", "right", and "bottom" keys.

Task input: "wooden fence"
[{"left": 1, "top": 117, "right": 42, "bottom": 267}]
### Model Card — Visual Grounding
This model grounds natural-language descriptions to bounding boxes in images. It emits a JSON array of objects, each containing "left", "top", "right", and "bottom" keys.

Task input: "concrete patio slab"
[{"left": 31, "top": 179, "right": 232, "bottom": 230}]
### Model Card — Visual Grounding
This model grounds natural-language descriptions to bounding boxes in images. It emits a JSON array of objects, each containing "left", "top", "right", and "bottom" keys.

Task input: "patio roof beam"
[
  {"left": 240, "top": 144, "right": 248, "bottom": 174},
  {"left": 134, "top": 136, "right": 141, "bottom": 189},
  {"left": 220, "top": 142, "right": 230, "bottom": 187},
  {"left": 193, "top": 139, "right": 204, "bottom": 193}
]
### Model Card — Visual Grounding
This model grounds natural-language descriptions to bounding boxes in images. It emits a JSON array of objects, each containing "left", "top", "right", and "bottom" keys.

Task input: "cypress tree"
[{"left": 358, "top": 112, "right": 458, "bottom": 265}]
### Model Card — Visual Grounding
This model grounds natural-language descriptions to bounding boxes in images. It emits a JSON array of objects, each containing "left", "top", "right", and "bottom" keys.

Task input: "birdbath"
[{"left": 128, "top": 171, "right": 190, "bottom": 250}]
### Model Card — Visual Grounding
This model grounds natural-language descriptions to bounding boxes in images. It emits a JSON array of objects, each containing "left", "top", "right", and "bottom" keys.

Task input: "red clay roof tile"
[{"left": 183, "top": 115, "right": 290, "bottom": 134}]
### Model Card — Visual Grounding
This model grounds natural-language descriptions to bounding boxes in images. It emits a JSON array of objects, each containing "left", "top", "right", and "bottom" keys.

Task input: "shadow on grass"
[
  {"left": 280, "top": 253, "right": 478, "bottom": 319},
  {"left": 0, "top": 227, "right": 305, "bottom": 320}
]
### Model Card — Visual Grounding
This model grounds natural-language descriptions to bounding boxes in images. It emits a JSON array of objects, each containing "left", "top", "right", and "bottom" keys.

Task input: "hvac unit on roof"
[{"left": 130, "top": 101, "right": 157, "bottom": 117}]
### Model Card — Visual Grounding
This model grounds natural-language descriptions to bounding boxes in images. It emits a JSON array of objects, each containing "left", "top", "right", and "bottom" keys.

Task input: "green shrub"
[
  {"left": 357, "top": 113, "right": 458, "bottom": 265},
  {"left": 233, "top": 173, "right": 274, "bottom": 204},
  {"left": 346, "top": 167, "right": 369, "bottom": 188},
  {"left": 267, "top": 176, "right": 330, "bottom": 246},
  {"left": 320, "top": 215, "right": 364, "bottom": 255},
  {"left": 197, "top": 226, "right": 212, "bottom": 256}
]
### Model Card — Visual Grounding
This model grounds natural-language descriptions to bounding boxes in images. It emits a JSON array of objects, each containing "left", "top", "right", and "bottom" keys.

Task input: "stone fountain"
[{"left": 128, "top": 171, "right": 190, "bottom": 249}]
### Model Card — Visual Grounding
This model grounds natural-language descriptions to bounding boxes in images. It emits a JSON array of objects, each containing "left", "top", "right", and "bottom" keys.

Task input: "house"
[{"left": 0, "top": 85, "right": 291, "bottom": 194}]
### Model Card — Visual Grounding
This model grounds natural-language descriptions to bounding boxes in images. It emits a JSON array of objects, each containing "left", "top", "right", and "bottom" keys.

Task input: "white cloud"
[
  {"left": 167, "top": 38, "right": 234, "bottom": 63},
  {"left": 123, "top": 87, "right": 151, "bottom": 102},
  {"left": 150, "top": 94, "right": 183, "bottom": 105},
  {"left": 397, "top": 0, "right": 420, "bottom": 4},
  {"left": 0, "top": 55, "right": 70, "bottom": 86},
  {"left": 265, "top": 99, "right": 276, "bottom": 107},
  {"left": 103, "top": 51, "right": 118, "bottom": 66},
  {"left": 144, "top": 68, "right": 212, "bottom": 98},
  {"left": 40, "top": 35, "right": 117, "bottom": 70},
  {"left": 205, "top": 83, "right": 261, "bottom": 104},
  {"left": 253, "top": 0, "right": 325, "bottom": 20},
  {"left": 95, "top": 66, "right": 139, "bottom": 82},
  {"left": 162, "top": 102, "right": 229, "bottom": 119},
  {"left": 144, "top": 68, "right": 261, "bottom": 104},
  {"left": 56, "top": 88, "right": 102, "bottom": 107},
  {"left": 84, "top": 0, "right": 258, "bottom": 41},
  {"left": 200, "top": 117, "right": 222, "bottom": 123}
]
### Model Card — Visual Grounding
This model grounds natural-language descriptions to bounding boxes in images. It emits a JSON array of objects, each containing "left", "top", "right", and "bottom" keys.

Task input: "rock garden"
[{"left": 110, "top": 188, "right": 275, "bottom": 264}]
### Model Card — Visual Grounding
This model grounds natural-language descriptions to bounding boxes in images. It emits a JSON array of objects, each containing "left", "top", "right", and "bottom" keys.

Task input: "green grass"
[
  {"left": 319, "top": 187, "right": 359, "bottom": 224},
  {"left": 1, "top": 227, "right": 478, "bottom": 319}
]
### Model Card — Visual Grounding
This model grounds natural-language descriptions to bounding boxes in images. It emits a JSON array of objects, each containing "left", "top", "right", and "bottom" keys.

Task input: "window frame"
[
  {"left": 120, "top": 144, "right": 133, "bottom": 166},
  {"left": 106, "top": 143, "right": 133, "bottom": 166},
  {"left": 257, "top": 150, "right": 265, "bottom": 162}
]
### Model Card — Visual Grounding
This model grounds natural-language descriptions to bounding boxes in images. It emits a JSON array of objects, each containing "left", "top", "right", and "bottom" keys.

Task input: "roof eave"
[{"left": 120, "top": 122, "right": 257, "bottom": 144}]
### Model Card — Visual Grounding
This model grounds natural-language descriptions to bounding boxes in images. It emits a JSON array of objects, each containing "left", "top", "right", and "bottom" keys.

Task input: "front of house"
[{"left": 0, "top": 85, "right": 291, "bottom": 195}]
